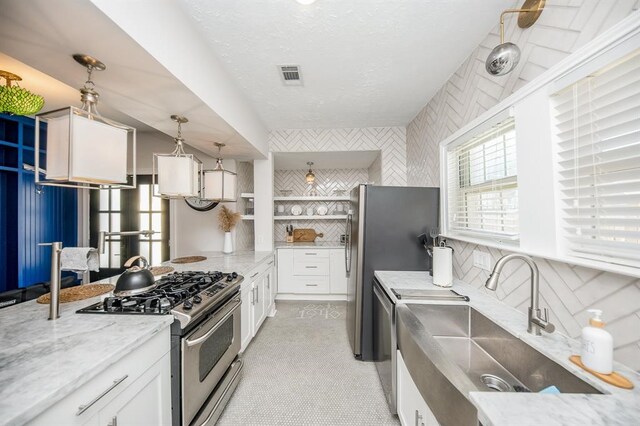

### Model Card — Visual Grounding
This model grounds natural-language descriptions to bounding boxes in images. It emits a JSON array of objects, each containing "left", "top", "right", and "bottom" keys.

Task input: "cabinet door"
[
  {"left": 276, "top": 249, "right": 295, "bottom": 293},
  {"left": 99, "top": 351, "right": 171, "bottom": 426},
  {"left": 397, "top": 351, "right": 439, "bottom": 426},
  {"left": 330, "top": 249, "right": 348, "bottom": 294},
  {"left": 264, "top": 267, "right": 274, "bottom": 314},
  {"left": 240, "top": 281, "right": 253, "bottom": 352},
  {"left": 268, "top": 264, "right": 277, "bottom": 314},
  {"left": 251, "top": 276, "right": 267, "bottom": 335}
]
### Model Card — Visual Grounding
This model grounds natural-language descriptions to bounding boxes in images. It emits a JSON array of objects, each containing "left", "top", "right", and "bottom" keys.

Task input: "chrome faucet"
[
  {"left": 485, "top": 253, "right": 555, "bottom": 336},
  {"left": 98, "top": 230, "right": 156, "bottom": 253}
]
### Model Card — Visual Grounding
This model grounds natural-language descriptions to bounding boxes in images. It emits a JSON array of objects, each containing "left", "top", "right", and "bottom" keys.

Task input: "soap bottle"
[{"left": 581, "top": 309, "right": 613, "bottom": 374}]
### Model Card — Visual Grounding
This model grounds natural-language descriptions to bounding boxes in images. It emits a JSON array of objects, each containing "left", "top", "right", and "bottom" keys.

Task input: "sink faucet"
[
  {"left": 485, "top": 253, "right": 555, "bottom": 336},
  {"left": 98, "top": 230, "right": 156, "bottom": 253}
]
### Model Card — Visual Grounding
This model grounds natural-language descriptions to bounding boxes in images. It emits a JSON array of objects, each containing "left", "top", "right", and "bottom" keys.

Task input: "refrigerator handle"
[{"left": 345, "top": 214, "right": 352, "bottom": 275}]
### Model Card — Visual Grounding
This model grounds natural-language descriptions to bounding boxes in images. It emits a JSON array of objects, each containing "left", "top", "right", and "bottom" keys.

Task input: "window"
[
  {"left": 446, "top": 117, "right": 518, "bottom": 241},
  {"left": 552, "top": 49, "right": 640, "bottom": 268}
]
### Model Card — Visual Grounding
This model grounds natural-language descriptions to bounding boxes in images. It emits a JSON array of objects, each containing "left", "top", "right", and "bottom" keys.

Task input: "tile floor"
[{"left": 217, "top": 301, "right": 400, "bottom": 425}]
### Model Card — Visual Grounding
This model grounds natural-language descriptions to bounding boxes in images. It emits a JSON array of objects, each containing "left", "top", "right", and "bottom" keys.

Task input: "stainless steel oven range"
[{"left": 78, "top": 271, "right": 244, "bottom": 426}]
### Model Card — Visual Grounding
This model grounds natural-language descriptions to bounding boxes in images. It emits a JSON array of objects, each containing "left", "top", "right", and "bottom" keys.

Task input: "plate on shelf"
[
  {"left": 291, "top": 205, "right": 302, "bottom": 216},
  {"left": 316, "top": 205, "right": 328, "bottom": 216}
]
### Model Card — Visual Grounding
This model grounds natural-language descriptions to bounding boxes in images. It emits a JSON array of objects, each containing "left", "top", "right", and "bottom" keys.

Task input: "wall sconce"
[
  {"left": 485, "top": 0, "right": 545, "bottom": 76},
  {"left": 153, "top": 115, "right": 203, "bottom": 198},
  {"left": 0, "top": 70, "right": 44, "bottom": 116},
  {"left": 35, "top": 54, "right": 136, "bottom": 189},
  {"left": 203, "top": 142, "right": 237, "bottom": 202},
  {"left": 305, "top": 161, "right": 315, "bottom": 185}
]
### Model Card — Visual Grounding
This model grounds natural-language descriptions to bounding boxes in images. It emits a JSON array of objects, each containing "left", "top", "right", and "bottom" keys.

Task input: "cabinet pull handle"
[
  {"left": 305, "top": 266, "right": 318, "bottom": 269},
  {"left": 305, "top": 284, "right": 318, "bottom": 287},
  {"left": 76, "top": 375, "right": 128, "bottom": 416},
  {"left": 108, "top": 416, "right": 118, "bottom": 426},
  {"left": 250, "top": 272, "right": 259, "bottom": 278},
  {"left": 415, "top": 410, "right": 423, "bottom": 426},
  {"left": 305, "top": 253, "right": 317, "bottom": 255}
]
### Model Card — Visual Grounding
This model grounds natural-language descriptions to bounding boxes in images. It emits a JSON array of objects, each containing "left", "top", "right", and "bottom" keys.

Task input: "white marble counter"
[
  {"left": 274, "top": 241, "right": 344, "bottom": 249},
  {"left": 163, "top": 250, "right": 274, "bottom": 276},
  {"left": 374, "top": 271, "right": 640, "bottom": 426},
  {"left": 0, "top": 295, "right": 173, "bottom": 426}
]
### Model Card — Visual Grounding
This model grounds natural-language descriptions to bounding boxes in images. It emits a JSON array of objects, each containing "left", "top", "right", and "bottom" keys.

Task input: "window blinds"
[
  {"left": 446, "top": 117, "right": 518, "bottom": 241},
  {"left": 552, "top": 49, "right": 640, "bottom": 268}
]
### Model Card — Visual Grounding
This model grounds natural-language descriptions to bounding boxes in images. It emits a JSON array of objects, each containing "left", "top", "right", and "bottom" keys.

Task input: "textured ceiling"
[{"left": 179, "top": 0, "right": 516, "bottom": 129}]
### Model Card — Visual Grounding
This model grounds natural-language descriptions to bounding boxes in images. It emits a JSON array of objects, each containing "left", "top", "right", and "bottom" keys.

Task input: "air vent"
[{"left": 278, "top": 65, "right": 303, "bottom": 86}]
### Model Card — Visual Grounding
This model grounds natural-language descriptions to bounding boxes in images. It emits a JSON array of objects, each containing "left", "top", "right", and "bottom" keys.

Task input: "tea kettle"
[{"left": 114, "top": 255, "right": 156, "bottom": 296}]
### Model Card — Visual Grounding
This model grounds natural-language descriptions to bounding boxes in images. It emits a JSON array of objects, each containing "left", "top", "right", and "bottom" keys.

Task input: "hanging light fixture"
[
  {"left": 485, "top": 0, "right": 545, "bottom": 76},
  {"left": 0, "top": 70, "right": 44, "bottom": 116},
  {"left": 34, "top": 54, "right": 136, "bottom": 189},
  {"left": 153, "top": 115, "right": 203, "bottom": 199},
  {"left": 305, "top": 162, "right": 316, "bottom": 185},
  {"left": 203, "top": 143, "right": 237, "bottom": 202}
]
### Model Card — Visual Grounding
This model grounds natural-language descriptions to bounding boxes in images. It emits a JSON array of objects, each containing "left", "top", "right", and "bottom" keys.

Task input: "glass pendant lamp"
[{"left": 153, "top": 115, "right": 203, "bottom": 198}]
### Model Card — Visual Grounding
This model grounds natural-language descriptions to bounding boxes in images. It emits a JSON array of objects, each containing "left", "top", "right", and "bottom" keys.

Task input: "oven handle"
[{"left": 185, "top": 297, "right": 241, "bottom": 348}]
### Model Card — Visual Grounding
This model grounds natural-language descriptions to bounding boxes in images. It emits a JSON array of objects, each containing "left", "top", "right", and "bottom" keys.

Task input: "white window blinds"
[
  {"left": 446, "top": 117, "right": 519, "bottom": 241},
  {"left": 552, "top": 49, "right": 640, "bottom": 268}
]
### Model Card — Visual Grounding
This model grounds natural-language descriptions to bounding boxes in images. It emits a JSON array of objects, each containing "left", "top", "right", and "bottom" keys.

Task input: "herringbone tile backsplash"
[
  {"left": 273, "top": 169, "right": 368, "bottom": 242},
  {"left": 407, "top": 1, "right": 640, "bottom": 369}
]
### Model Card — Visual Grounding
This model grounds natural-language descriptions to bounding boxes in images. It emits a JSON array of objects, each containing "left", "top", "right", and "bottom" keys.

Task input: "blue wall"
[{"left": 0, "top": 113, "right": 78, "bottom": 292}]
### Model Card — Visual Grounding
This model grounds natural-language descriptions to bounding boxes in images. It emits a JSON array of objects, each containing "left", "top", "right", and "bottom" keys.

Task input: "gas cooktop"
[{"left": 77, "top": 271, "right": 243, "bottom": 328}]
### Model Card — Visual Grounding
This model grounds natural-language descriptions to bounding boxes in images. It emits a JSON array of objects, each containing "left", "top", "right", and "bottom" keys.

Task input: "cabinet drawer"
[
  {"left": 292, "top": 276, "right": 330, "bottom": 294},
  {"left": 293, "top": 249, "right": 330, "bottom": 261},
  {"left": 293, "top": 259, "right": 330, "bottom": 276}
]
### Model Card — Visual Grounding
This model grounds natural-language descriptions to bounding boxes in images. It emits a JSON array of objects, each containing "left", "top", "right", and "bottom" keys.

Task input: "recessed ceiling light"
[{"left": 296, "top": 0, "right": 317, "bottom": 5}]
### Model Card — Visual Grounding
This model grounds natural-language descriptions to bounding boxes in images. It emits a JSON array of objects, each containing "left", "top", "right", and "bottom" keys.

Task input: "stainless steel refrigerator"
[{"left": 345, "top": 184, "right": 439, "bottom": 360}]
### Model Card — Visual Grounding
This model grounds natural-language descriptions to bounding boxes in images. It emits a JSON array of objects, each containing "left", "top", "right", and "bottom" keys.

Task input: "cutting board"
[{"left": 293, "top": 229, "right": 324, "bottom": 242}]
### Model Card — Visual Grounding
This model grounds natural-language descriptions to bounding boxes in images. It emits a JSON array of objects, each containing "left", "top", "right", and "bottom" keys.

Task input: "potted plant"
[{"left": 218, "top": 205, "right": 241, "bottom": 254}]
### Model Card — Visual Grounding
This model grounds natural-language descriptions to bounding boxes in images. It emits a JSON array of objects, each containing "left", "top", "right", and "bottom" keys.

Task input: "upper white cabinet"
[{"left": 277, "top": 248, "right": 347, "bottom": 298}]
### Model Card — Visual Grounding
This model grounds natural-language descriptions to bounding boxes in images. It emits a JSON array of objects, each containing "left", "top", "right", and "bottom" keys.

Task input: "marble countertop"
[
  {"left": 374, "top": 271, "right": 640, "bottom": 426},
  {"left": 274, "top": 241, "right": 344, "bottom": 249},
  {"left": 163, "top": 250, "right": 274, "bottom": 276},
  {"left": 0, "top": 294, "right": 173, "bottom": 426}
]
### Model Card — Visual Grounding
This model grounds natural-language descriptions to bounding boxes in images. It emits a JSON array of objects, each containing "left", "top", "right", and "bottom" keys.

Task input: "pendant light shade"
[
  {"left": 0, "top": 70, "right": 44, "bottom": 116},
  {"left": 35, "top": 54, "right": 136, "bottom": 189},
  {"left": 203, "top": 143, "right": 237, "bottom": 202},
  {"left": 305, "top": 162, "right": 315, "bottom": 185},
  {"left": 153, "top": 115, "right": 203, "bottom": 198}
]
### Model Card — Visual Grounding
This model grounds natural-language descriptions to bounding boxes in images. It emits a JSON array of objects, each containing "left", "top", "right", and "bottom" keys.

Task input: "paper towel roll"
[{"left": 433, "top": 246, "right": 453, "bottom": 287}]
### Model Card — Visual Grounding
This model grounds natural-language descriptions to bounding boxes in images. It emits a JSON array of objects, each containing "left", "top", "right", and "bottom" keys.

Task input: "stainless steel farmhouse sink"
[{"left": 396, "top": 304, "right": 602, "bottom": 426}]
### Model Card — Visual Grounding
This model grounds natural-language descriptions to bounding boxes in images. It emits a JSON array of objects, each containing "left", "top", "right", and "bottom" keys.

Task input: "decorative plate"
[
  {"left": 291, "top": 205, "right": 302, "bottom": 216},
  {"left": 316, "top": 205, "right": 328, "bottom": 216}
]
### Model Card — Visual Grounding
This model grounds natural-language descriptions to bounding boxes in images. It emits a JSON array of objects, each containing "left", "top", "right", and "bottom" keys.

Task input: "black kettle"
[{"left": 114, "top": 255, "right": 156, "bottom": 296}]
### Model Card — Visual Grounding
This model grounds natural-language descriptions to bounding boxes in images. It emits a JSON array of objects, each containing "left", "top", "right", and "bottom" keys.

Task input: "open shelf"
[
  {"left": 240, "top": 215, "right": 254, "bottom": 220},
  {"left": 273, "top": 196, "right": 350, "bottom": 202},
  {"left": 240, "top": 193, "right": 254, "bottom": 198},
  {"left": 274, "top": 215, "right": 347, "bottom": 221}
]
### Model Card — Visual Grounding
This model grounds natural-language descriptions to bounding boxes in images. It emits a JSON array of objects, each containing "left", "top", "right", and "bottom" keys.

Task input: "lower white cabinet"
[
  {"left": 240, "top": 256, "right": 276, "bottom": 352},
  {"left": 29, "top": 328, "right": 171, "bottom": 426},
  {"left": 397, "top": 351, "right": 439, "bottom": 426},
  {"left": 277, "top": 248, "right": 347, "bottom": 297}
]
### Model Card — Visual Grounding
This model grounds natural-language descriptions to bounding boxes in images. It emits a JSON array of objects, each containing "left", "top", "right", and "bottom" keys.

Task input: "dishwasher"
[{"left": 372, "top": 278, "right": 396, "bottom": 414}]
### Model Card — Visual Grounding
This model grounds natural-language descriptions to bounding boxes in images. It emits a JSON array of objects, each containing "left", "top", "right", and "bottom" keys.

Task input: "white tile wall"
[
  {"left": 406, "top": 1, "right": 640, "bottom": 369},
  {"left": 269, "top": 127, "right": 407, "bottom": 186},
  {"left": 273, "top": 168, "right": 368, "bottom": 242}
]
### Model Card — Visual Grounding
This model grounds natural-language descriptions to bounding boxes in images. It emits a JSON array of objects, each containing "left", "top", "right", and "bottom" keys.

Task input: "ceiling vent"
[{"left": 278, "top": 65, "right": 303, "bottom": 86}]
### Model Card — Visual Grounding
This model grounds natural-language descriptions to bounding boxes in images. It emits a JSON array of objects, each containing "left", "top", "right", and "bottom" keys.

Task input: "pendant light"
[
  {"left": 0, "top": 70, "right": 44, "bottom": 116},
  {"left": 305, "top": 162, "right": 315, "bottom": 185},
  {"left": 485, "top": 0, "right": 545, "bottom": 76},
  {"left": 203, "top": 143, "right": 237, "bottom": 202},
  {"left": 34, "top": 54, "right": 136, "bottom": 189},
  {"left": 153, "top": 115, "right": 203, "bottom": 199}
]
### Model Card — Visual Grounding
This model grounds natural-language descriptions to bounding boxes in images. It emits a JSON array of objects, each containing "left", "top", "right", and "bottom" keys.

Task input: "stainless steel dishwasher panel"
[{"left": 372, "top": 278, "right": 396, "bottom": 414}]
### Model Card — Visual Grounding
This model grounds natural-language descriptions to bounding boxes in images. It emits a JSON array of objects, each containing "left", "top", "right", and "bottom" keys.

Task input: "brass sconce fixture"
[
  {"left": 485, "top": 0, "right": 546, "bottom": 76},
  {"left": 305, "top": 162, "right": 316, "bottom": 185}
]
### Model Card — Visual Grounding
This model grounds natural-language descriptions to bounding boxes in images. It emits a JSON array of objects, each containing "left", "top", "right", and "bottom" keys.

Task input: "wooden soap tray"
[{"left": 569, "top": 355, "right": 634, "bottom": 389}]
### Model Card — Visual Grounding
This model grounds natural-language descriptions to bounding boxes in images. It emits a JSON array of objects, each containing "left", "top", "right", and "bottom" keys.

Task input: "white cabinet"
[
  {"left": 330, "top": 248, "right": 348, "bottom": 294},
  {"left": 240, "top": 256, "right": 276, "bottom": 352},
  {"left": 277, "top": 247, "right": 347, "bottom": 297},
  {"left": 397, "top": 351, "right": 439, "bottom": 426},
  {"left": 29, "top": 328, "right": 171, "bottom": 426}
]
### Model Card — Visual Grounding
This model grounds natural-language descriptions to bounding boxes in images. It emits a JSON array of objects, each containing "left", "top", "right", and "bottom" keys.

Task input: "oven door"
[{"left": 182, "top": 294, "right": 241, "bottom": 426}]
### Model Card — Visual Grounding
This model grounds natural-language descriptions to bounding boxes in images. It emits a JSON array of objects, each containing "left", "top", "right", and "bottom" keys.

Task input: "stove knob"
[
  {"left": 231, "top": 272, "right": 238, "bottom": 278},
  {"left": 193, "top": 295, "right": 202, "bottom": 304},
  {"left": 226, "top": 275, "right": 234, "bottom": 282},
  {"left": 183, "top": 300, "right": 193, "bottom": 310}
]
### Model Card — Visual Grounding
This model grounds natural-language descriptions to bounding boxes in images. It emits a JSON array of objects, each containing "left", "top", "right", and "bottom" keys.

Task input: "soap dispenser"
[{"left": 581, "top": 309, "right": 613, "bottom": 374}]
